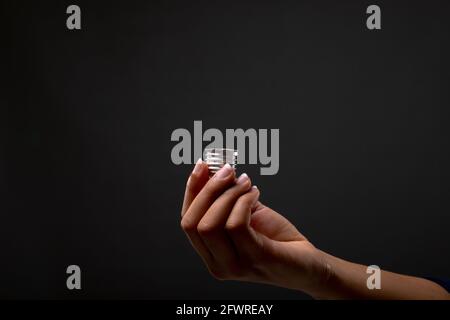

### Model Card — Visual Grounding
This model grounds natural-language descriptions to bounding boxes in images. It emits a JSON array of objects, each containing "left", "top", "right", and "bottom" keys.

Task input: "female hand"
[{"left": 180, "top": 160, "right": 329, "bottom": 296}]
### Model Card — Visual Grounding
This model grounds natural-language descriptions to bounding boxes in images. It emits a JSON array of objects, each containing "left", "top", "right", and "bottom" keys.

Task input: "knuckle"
[
  {"left": 180, "top": 218, "right": 196, "bottom": 233},
  {"left": 197, "top": 221, "right": 216, "bottom": 236},
  {"left": 225, "top": 220, "right": 246, "bottom": 233}
]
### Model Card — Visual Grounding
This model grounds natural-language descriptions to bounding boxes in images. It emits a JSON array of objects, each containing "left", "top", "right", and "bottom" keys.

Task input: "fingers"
[
  {"left": 181, "top": 158, "right": 209, "bottom": 218},
  {"left": 182, "top": 163, "right": 236, "bottom": 228},
  {"left": 197, "top": 173, "right": 252, "bottom": 265},
  {"left": 180, "top": 159, "right": 210, "bottom": 266},
  {"left": 225, "top": 186, "right": 262, "bottom": 256},
  {"left": 180, "top": 162, "right": 266, "bottom": 280},
  {"left": 180, "top": 163, "right": 236, "bottom": 266}
]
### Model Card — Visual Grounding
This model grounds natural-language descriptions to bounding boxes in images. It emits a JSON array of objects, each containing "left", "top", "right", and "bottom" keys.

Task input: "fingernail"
[
  {"left": 192, "top": 158, "right": 203, "bottom": 174},
  {"left": 237, "top": 173, "right": 249, "bottom": 184},
  {"left": 252, "top": 185, "right": 258, "bottom": 189},
  {"left": 214, "top": 163, "right": 232, "bottom": 179}
]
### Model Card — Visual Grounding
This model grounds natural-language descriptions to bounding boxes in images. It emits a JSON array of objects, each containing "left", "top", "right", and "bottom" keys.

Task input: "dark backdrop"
[{"left": 4, "top": 0, "right": 450, "bottom": 299}]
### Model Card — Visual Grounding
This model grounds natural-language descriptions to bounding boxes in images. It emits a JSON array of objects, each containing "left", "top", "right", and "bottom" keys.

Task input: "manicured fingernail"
[
  {"left": 237, "top": 173, "right": 249, "bottom": 184},
  {"left": 252, "top": 185, "right": 258, "bottom": 189},
  {"left": 214, "top": 163, "right": 232, "bottom": 179},
  {"left": 192, "top": 158, "right": 203, "bottom": 174}
]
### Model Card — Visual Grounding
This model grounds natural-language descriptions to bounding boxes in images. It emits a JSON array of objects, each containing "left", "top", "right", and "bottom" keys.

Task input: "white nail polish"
[{"left": 236, "top": 173, "right": 249, "bottom": 184}]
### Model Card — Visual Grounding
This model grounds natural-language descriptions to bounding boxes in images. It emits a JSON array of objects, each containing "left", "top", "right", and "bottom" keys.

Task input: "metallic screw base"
[{"left": 204, "top": 148, "right": 238, "bottom": 176}]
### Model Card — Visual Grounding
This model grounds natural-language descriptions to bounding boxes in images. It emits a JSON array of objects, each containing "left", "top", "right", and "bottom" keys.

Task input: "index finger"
[{"left": 181, "top": 158, "right": 209, "bottom": 217}]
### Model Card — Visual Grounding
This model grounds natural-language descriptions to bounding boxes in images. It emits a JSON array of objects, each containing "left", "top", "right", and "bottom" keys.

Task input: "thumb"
[{"left": 250, "top": 205, "right": 307, "bottom": 242}]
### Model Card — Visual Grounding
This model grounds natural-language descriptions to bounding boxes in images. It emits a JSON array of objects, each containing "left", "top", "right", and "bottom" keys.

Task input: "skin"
[{"left": 180, "top": 160, "right": 450, "bottom": 300}]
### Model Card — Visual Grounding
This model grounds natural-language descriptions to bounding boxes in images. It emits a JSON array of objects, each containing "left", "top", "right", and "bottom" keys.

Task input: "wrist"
[{"left": 301, "top": 248, "right": 336, "bottom": 299}]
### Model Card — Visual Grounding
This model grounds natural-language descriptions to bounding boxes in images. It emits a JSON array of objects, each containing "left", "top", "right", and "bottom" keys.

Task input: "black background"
[{"left": 4, "top": 0, "right": 450, "bottom": 299}]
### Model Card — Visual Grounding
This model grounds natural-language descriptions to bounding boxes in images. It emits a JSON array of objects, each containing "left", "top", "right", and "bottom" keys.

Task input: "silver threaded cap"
[{"left": 203, "top": 148, "right": 238, "bottom": 176}]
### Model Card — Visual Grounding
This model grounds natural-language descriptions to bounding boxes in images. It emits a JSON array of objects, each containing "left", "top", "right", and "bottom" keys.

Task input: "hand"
[{"left": 180, "top": 160, "right": 329, "bottom": 295}]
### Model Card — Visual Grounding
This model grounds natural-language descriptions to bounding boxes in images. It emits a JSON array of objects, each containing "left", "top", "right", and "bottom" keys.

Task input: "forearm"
[{"left": 307, "top": 249, "right": 450, "bottom": 300}]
